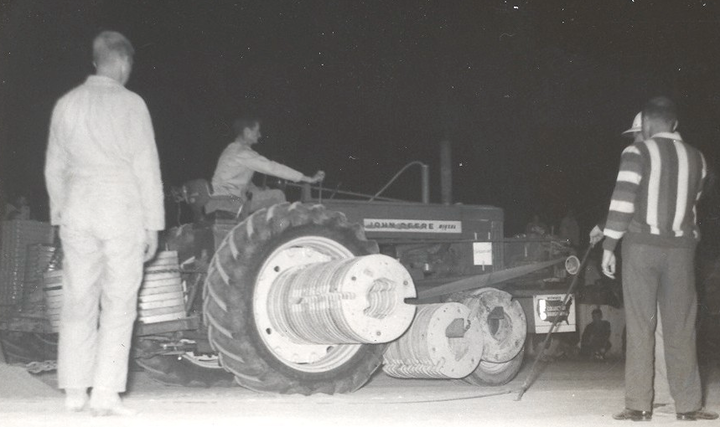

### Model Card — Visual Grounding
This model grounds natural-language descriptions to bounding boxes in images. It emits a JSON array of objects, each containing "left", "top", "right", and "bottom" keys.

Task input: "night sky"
[{"left": 1, "top": 0, "right": 720, "bottom": 237}]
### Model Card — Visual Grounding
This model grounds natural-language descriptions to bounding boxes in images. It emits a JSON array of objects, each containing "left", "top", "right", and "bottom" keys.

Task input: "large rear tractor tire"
[
  {"left": 203, "top": 202, "right": 385, "bottom": 395},
  {"left": 463, "top": 345, "right": 526, "bottom": 386}
]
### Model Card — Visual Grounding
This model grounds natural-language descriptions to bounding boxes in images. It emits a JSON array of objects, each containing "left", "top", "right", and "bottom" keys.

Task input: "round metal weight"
[
  {"left": 461, "top": 288, "right": 527, "bottom": 363},
  {"left": 382, "top": 302, "right": 483, "bottom": 379},
  {"left": 266, "top": 254, "right": 417, "bottom": 345}
]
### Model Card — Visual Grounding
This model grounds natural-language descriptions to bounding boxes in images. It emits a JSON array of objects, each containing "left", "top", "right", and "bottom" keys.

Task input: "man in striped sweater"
[{"left": 602, "top": 97, "right": 717, "bottom": 421}]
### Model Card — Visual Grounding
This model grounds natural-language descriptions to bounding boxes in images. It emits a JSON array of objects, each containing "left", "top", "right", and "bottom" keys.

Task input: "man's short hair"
[
  {"left": 233, "top": 116, "right": 261, "bottom": 136},
  {"left": 642, "top": 96, "right": 677, "bottom": 126},
  {"left": 93, "top": 31, "right": 134, "bottom": 66},
  {"left": 592, "top": 308, "right": 603, "bottom": 317}
]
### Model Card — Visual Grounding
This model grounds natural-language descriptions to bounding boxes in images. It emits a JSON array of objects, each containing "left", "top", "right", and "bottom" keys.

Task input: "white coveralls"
[
  {"left": 211, "top": 142, "right": 304, "bottom": 211},
  {"left": 45, "top": 75, "right": 164, "bottom": 392}
]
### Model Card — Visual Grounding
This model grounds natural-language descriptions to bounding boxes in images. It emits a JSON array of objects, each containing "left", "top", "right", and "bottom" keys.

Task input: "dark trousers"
[{"left": 621, "top": 240, "right": 701, "bottom": 413}]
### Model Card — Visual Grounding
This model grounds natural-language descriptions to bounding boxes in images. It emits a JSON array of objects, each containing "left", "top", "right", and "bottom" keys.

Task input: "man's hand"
[
  {"left": 601, "top": 249, "right": 616, "bottom": 279},
  {"left": 589, "top": 225, "right": 604, "bottom": 246},
  {"left": 143, "top": 230, "right": 158, "bottom": 262},
  {"left": 308, "top": 170, "right": 325, "bottom": 184}
]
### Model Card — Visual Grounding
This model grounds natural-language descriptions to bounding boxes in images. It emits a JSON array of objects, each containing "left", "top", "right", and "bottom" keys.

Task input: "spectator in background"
[
  {"left": 525, "top": 213, "right": 548, "bottom": 236},
  {"left": 580, "top": 308, "right": 611, "bottom": 360},
  {"left": 559, "top": 209, "right": 580, "bottom": 248}
]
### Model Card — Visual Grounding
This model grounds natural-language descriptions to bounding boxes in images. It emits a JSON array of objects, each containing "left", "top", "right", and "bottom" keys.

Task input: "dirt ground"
[{"left": 1, "top": 356, "right": 719, "bottom": 427}]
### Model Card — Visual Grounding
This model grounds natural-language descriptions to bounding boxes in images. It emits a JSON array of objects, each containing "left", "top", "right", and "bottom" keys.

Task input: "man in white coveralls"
[{"left": 45, "top": 31, "right": 164, "bottom": 416}]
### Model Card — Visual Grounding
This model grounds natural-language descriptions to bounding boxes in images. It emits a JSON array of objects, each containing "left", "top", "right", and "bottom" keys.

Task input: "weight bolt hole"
[
  {"left": 489, "top": 317, "right": 501, "bottom": 337},
  {"left": 265, "top": 328, "right": 272, "bottom": 335}
]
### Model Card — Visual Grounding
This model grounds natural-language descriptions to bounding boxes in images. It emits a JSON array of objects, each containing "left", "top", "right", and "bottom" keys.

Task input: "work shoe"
[
  {"left": 64, "top": 388, "right": 88, "bottom": 412},
  {"left": 612, "top": 408, "right": 652, "bottom": 421},
  {"left": 89, "top": 390, "right": 137, "bottom": 417},
  {"left": 676, "top": 409, "right": 719, "bottom": 421}
]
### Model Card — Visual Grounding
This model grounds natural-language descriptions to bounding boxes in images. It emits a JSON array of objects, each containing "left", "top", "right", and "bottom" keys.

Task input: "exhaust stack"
[{"left": 440, "top": 139, "right": 452, "bottom": 205}]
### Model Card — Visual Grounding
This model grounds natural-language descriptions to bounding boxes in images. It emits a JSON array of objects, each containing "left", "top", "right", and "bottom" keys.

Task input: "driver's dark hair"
[
  {"left": 233, "top": 116, "right": 261, "bottom": 136},
  {"left": 642, "top": 96, "right": 677, "bottom": 127}
]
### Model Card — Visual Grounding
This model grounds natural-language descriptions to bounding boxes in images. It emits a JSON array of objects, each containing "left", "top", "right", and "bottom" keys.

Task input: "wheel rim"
[
  {"left": 478, "top": 358, "right": 513, "bottom": 374},
  {"left": 253, "top": 235, "right": 363, "bottom": 373}
]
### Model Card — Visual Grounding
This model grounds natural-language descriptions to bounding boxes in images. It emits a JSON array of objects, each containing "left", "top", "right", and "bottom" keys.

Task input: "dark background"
[{"left": 1, "top": 0, "right": 720, "bottom": 241}]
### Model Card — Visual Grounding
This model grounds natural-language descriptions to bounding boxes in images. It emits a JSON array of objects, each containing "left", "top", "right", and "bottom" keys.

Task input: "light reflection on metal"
[
  {"left": 565, "top": 255, "right": 581, "bottom": 275},
  {"left": 538, "top": 299, "right": 548, "bottom": 321}
]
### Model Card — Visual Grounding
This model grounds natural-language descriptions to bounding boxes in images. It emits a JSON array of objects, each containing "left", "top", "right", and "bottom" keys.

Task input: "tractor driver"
[{"left": 210, "top": 116, "right": 325, "bottom": 214}]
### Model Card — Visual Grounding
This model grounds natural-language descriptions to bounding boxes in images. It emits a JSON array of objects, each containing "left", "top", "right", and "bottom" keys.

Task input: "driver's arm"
[{"left": 240, "top": 151, "right": 319, "bottom": 183}]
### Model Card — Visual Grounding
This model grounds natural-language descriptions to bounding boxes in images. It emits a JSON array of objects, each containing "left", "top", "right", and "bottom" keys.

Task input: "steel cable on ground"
[{"left": 343, "top": 388, "right": 515, "bottom": 404}]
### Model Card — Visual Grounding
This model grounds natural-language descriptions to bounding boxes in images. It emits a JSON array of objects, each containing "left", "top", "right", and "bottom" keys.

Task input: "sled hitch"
[{"left": 159, "top": 341, "right": 197, "bottom": 354}]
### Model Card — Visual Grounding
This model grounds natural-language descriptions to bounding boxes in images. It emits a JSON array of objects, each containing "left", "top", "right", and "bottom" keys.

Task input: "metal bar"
[
  {"left": 285, "top": 182, "right": 408, "bottom": 203},
  {"left": 367, "top": 237, "right": 571, "bottom": 245},
  {"left": 134, "top": 316, "right": 200, "bottom": 337},
  {"left": 414, "top": 257, "right": 566, "bottom": 301},
  {"left": 184, "top": 273, "right": 205, "bottom": 315},
  {"left": 421, "top": 163, "right": 430, "bottom": 204},
  {"left": 440, "top": 139, "right": 452, "bottom": 205}
]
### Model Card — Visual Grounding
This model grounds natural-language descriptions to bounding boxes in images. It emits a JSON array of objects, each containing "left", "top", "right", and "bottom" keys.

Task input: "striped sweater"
[{"left": 602, "top": 132, "right": 707, "bottom": 252}]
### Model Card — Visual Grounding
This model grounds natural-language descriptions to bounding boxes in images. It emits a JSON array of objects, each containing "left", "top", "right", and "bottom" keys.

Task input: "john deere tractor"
[
  {"left": 0, "top": 159, "right": 576, "bottom": 395},
  {"left": 129, "top": 158, "right": 576, "bottom": 394}
]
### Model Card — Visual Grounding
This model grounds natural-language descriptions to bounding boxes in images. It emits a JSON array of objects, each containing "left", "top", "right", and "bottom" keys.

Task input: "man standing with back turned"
[
  {"left": 45, "top": 31, "right": 164, "bottom": 416},
  {"left": 601, "top": 97, "right": 717, "bottom": 421}
]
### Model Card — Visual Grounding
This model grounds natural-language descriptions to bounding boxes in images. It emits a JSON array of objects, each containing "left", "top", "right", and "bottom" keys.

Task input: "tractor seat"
[{"left": 182, "top": 179, "right": 245, "bottom": 217}]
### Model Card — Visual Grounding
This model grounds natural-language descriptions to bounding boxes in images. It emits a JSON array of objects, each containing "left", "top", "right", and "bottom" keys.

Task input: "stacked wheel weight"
[
  {"left": 43, "top": 270, "right": 63, "bottom": 333},
  {"left": 138, "top": 251, "right": 186, "bottom": 324},
  {"left": 42, "top": 251, "right": 186, "bottom": 331},
  {"left": 382, "top": 302, "right": 483, "bottom": 379},
  {"left": 267, "top": 254, "right": 416, "bottom": 344}
]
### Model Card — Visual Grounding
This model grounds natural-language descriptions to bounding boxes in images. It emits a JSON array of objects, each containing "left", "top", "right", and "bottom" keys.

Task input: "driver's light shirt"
[{"left": 211, "top": 142, "right": 304, "bottom": 197}]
